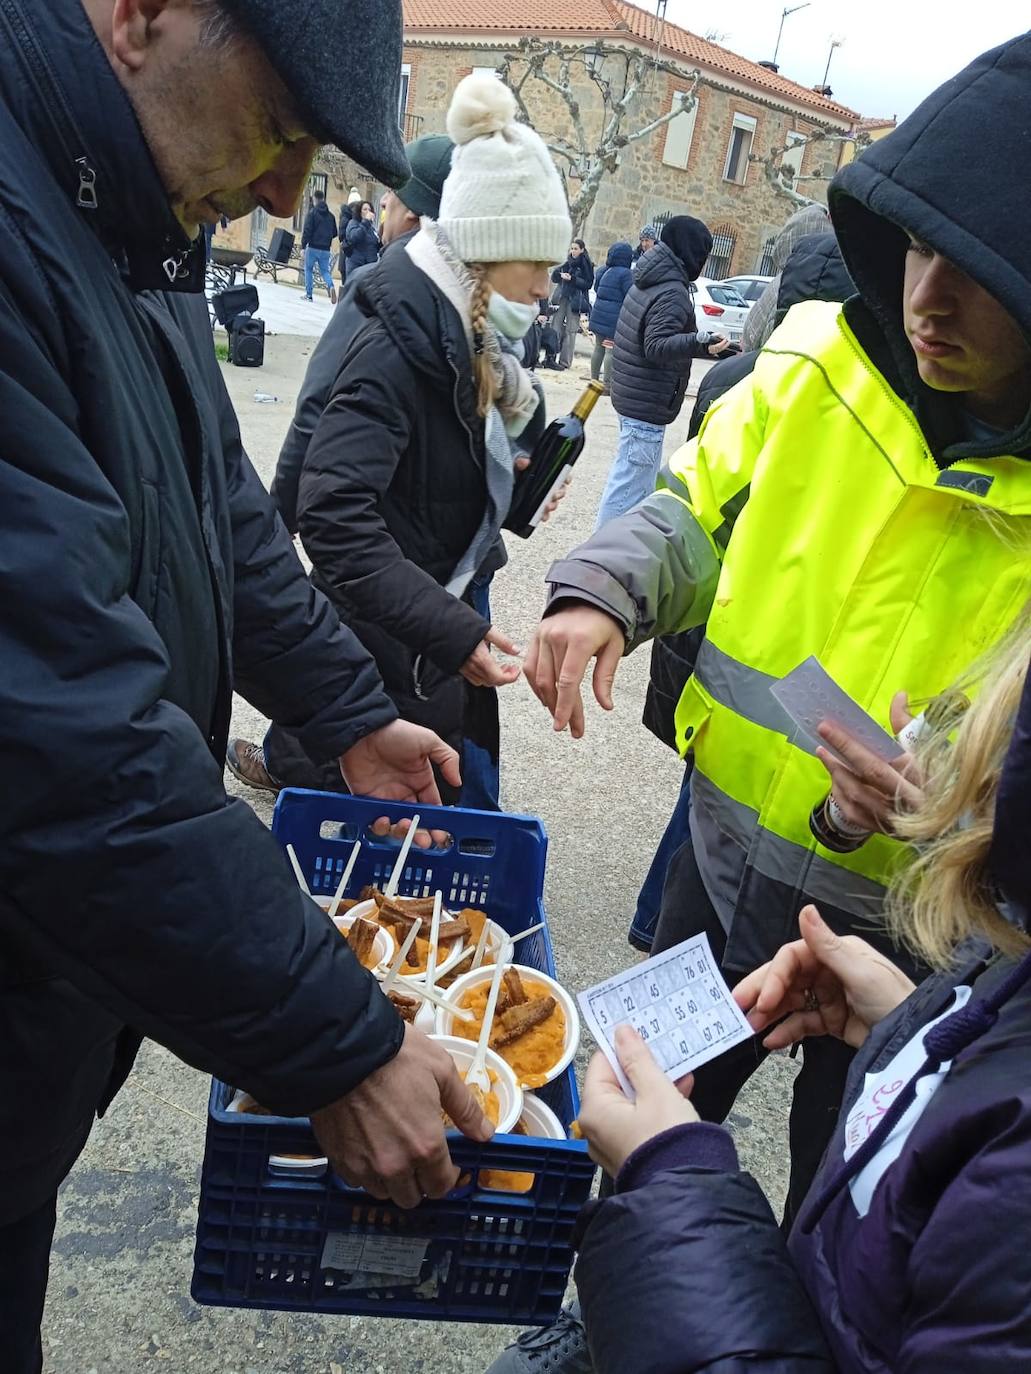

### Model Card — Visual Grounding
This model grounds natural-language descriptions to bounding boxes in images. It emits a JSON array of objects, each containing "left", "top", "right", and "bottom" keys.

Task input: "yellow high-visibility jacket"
[{"left": 548, "top": 300, "right": 1031, "bottom": 971}]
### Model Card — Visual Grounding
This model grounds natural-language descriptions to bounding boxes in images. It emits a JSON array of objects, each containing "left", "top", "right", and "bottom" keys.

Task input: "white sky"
[{"left": 663, "top": 0, "right": 1027, "bottom": 118}]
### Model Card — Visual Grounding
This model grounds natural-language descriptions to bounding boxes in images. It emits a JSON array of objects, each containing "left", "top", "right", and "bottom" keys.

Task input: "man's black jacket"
[
  {"left": 609, "top": 243, "right": 712, "bottom": 427},
  {"left": 302, "top": 200, "right": 337, "bottom": 251},
  {"left": 0, "top": 0, "right": 402, "bottom": 1223}
]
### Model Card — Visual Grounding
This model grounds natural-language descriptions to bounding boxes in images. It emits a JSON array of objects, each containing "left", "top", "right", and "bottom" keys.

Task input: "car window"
[{"left": 710, "top": 286, "right": 747, "bottom": 307}]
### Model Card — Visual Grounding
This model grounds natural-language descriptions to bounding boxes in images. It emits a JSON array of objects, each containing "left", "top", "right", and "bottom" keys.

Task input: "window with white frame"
[
  {"left": 661, "top": 92, "right": 699, "bottom": 170},
  {"left": 398, "top": 63, "right": 411, "bottom": 126},
  {"left": 724, "top": 112, "right": 757, "bottom": 184},
  {"left": 780, "top": 131, "right": 808, "bottom": 190}
]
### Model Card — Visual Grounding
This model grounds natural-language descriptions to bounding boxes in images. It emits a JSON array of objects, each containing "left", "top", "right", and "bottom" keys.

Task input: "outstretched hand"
[
  {"left": 523, "top": 604, "right": 625, "bottom": 738},
  {"left": 340, "top": 719, "right": 461, "bottom": 804},
  {"left": 733, "top": 905, "right": 916, "bottom": 1051}
]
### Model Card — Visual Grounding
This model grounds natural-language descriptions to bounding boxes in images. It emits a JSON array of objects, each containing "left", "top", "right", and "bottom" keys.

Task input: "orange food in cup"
[{"left": 453, "top": 979, "right": 566, "bottom": 1089}]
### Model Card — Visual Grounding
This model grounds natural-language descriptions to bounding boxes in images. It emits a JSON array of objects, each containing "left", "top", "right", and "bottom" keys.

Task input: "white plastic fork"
[{"left": 465, "top": 953, "right": 507, "bottom": 1094}]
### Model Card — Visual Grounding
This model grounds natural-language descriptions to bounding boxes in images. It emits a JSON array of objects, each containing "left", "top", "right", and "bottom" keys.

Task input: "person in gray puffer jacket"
[{"left": 595, "top": 216, "right": 727, "bottom": 530}]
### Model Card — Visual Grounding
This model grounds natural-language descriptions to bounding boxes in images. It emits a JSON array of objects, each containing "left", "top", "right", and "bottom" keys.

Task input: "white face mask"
[{"left": 486, "top": 290, "right": 539, "bottom": 341}]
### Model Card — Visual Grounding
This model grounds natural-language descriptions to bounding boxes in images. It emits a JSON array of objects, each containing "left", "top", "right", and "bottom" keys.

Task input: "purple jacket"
[{"left": 575, "top": 943, "right": 1031, "bottom": 1373}]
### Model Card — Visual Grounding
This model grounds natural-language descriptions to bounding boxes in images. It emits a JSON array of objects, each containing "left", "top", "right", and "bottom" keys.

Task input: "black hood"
[
  {"left": 634, "top": 242, "right": 692, "bottom": 291},
  {"left": 775, "top": 232, "right": 854, "bottom": 321},
  {"left": 989, "top": 659, "right": 1031, "bottom": 934},
  {"left": 830, "top": 32, "right": 1031, "bottom": 463},
  {"left": 660, "top": 216, "right": 713, "bottom": 282}
]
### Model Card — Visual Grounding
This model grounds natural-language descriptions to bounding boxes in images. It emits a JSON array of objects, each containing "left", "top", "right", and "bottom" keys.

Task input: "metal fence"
[
  {"left": 756, "top": 235, "right": 777, "bottom": 276},
  {"left": 703, "top": 224, "right": 737, "bottom": 280}
]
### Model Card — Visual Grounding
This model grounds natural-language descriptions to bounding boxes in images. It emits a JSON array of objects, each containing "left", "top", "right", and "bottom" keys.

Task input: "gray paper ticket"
[{"left": 577, "top": 934, "right": 754, "bottom": 1099}]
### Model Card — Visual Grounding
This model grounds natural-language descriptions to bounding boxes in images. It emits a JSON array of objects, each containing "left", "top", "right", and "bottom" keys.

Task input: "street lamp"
[
  {"left": 772, "top": 3, "right": 811, "bottom": 67},
  {"left": 821, "top": 34, "right": 845, "bottom": 90}
]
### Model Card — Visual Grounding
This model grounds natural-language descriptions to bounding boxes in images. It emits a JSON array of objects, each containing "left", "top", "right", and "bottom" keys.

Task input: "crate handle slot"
[
  {"left": 317, "top": 820, "right": 362, "bottom": 842},
  {"left": 268, "top": 1153, "right": 329, "bottom": 1180},
  {"left": 458, "top": 838, "right": 497, "bottom": 858},
  {"left": 359, "top": 822, "right": 455, "bottom": 854}
]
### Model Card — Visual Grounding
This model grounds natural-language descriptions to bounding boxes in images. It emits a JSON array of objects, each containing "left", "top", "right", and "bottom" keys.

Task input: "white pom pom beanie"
[{"left": 437, "top": 73, "right": 573, "bottom": 265}]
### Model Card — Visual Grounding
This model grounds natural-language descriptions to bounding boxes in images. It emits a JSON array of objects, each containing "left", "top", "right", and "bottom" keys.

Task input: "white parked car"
[
  {"left": 691, "top": 278, "right": 751, "bottom": 345},
  {"left": 722, "top": 273, "right": 774, "bottom": 306}
]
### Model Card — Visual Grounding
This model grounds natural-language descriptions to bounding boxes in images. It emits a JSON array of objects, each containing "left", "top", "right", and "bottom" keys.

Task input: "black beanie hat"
[
  {"left": 396, "top": 135, "right": 455, "bottom": 219},
  {"left": 218, "top": 0, "right": 409, "bottom": 187},
  {"left": 660, "top": 215, "right": 713, "bottom": 281}
]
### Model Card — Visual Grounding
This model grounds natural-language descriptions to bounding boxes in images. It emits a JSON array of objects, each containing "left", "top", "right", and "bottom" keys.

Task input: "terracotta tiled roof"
[
  {"left": 402, "top": 0, "right": 858, "bottom": 121},
  {"left": 403, "top": 0, "right": 627, "bottom": 36}
]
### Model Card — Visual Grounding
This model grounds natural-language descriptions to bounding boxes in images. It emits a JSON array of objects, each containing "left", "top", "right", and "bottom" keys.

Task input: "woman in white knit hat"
[{"left": 281, "top": 74, "right": 572, "bottom": 806}]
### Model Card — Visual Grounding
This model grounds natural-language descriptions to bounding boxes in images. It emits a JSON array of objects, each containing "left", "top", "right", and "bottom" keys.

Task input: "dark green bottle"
[{"left": 505, "top": 381, "right": 605, "bottom": 538}]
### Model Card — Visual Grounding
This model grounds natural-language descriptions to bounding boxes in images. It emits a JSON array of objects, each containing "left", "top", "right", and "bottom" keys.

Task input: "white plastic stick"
[
  {"left": 406, "top": 979, "right": 475, "bottom": 1023},
  {"left": 380, "top": 917, "right": 423, "bottom": 995},
  {"left": 327, "top": 839, "right": 361, "bottom": 919},
  {"left": 511, "top": 921, "right": 545, "bottom": 944},
  {"left": 384, "top": 815, "right": 420, "bottom": 899},
  {"left": 285, "top": 844, "right": 311, "bottom": 897},
  {"left": 470, "top": 920, "right": 492, "bottom": 971},
  {"left": 424, "top": 890, "right": 444, "bottom": 994},
  {"left": 466, "top": 954, "right": 507, "bottom": 1093}
]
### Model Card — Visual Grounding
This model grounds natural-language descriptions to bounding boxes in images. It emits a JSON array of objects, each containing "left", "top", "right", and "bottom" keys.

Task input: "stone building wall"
[{"left": 402, "top": 40, "right": 839, "bottom": 276}]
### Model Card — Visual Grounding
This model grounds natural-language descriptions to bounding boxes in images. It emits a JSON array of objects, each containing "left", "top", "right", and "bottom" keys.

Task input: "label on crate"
[
  {"left": 320, "top": 1231, "right": 429, "bottom": 1279},
  {"left": 577, "top": 933, "right": 753, "bottom": 1100}
]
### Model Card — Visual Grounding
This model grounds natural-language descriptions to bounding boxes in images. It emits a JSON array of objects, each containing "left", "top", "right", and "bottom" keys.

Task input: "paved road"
[{"left": 44, "top": 335, "right": 795, "bottom": 1374}]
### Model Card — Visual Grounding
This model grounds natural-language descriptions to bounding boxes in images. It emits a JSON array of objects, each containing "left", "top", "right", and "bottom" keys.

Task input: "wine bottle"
[{"left": 504, "top": 381, "right": 605, "bottom": 539}]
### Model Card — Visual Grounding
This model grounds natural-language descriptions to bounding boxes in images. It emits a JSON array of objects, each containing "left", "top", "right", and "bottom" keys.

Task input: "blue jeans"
[
  {"left": 629, "top": 764, "right": 693, "bottom": 951},
  {"left": 460, "top": 573, "right": 501, "bottom": 811},
  {"left": 304, "top": 247, "right": 334, "bottom": 300},
  {"left": 594, "top": 415, "right": 666, "bottom": 530}
]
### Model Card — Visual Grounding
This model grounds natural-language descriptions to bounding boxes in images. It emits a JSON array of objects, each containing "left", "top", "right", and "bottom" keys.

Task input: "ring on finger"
[{"left": 802, "top": 987, "right": 820, "bottom": 1013}]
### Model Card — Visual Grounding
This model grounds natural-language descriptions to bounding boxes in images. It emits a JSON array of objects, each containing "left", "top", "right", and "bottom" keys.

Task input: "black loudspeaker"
[
  {"left": 268, "top": 228, "right": 295, "bottom": 264},
  {"left": 229, "top": 313, "right": 265, "bottom": 368},
  {"left": 212, "top": 283, "right": 259, "bottom": 328}
]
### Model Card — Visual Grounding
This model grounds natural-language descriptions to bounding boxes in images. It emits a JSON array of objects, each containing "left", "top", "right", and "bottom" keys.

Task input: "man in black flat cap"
[{"left": 0, "top": 4, "right": 493, "bottom": 1367}]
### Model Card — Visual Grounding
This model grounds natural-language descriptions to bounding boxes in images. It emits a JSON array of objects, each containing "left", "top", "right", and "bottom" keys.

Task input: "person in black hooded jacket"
[
  {"left": 491, "top": 30, "right": 1031, "bottom": 1374},
  {"left": 631, "top": 232, "right": 855, "bottom": 953},
  {"left": 595, "top": 215, "right": 727, "bottom": 529}
]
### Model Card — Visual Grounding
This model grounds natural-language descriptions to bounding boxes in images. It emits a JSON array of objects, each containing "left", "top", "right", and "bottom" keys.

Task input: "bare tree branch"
[{"left": 495, "top": 36, "right": 845, "bottom": 231}]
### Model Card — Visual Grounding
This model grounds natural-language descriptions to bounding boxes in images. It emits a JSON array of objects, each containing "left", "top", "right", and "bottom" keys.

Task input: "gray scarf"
[{"left": 406, "top": 223, "right": 539, "bottom": 598}]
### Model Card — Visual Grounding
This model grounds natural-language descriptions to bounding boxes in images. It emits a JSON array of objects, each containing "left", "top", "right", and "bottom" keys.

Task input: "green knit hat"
[{"left": 396, "top": 135, "right": 454, "bottom": 220}]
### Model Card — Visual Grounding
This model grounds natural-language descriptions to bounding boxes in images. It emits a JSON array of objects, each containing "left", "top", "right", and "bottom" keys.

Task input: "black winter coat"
[
  {"left": 301, "top": 200, "right": 337, "bottom": 251},
  {"left": 0, "top": 0, "right": 403, "bottom": 1225},
  {"left": 344, "top": 217, "right": 381, "bottom": 274},
  {"left": 296, "top": 247, "right": 493, "bottom": 753},
  {"left": 609, "top": 242, "right": 713, "bottom": 426},
  {"left": 589, "top": 242, "right": 634, "bottom": 341},
  {"left": 551, "top": 253, "right": 593, "bottom": 312}
]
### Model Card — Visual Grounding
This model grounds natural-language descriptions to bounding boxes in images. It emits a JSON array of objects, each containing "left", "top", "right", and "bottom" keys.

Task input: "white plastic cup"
[
  {"left": 436, "top": 963, "right": 580, "bottom": 1088},
  {"left": 429, "top": 1034, "right": 523, "bottom": 1134}
]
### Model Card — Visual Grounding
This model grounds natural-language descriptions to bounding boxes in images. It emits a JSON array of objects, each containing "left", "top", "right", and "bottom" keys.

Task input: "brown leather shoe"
[{"left": 226, "top": 738, "right": 281, "bottom": 794}]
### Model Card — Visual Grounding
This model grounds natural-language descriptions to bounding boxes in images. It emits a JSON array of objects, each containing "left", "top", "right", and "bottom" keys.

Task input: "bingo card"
[{"left": 577, "top": 934, "right": 754, "bottom": 1098}]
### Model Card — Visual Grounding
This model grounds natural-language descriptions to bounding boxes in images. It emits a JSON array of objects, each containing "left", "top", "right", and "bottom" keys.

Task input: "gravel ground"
[{"left": 44, "top": 333, "right": 796, "bottom": 1374}]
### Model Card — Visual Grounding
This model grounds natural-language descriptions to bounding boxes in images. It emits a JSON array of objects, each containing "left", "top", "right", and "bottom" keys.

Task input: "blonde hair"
[
  {"left": 887, "top": 609, "right": 1031, "bottom": 967},
  {"left": 467, "top": 264, "right": 498, "bottom": 418}
]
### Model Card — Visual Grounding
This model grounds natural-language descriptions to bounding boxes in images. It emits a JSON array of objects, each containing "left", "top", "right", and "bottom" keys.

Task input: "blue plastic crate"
[{"left": 192, "top": 791, "right": 595, "bottom": 1325}]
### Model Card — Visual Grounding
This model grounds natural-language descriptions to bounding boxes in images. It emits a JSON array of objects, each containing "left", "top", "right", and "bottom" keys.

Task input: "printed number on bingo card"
[{"left": 576, "top": 934, "right": 754, "bottom": 1099}]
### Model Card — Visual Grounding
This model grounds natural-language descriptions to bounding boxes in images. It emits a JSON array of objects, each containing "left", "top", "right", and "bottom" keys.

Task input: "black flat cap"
[{"left": 219, "top": 0, "right": 410, "bottom": 188}]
